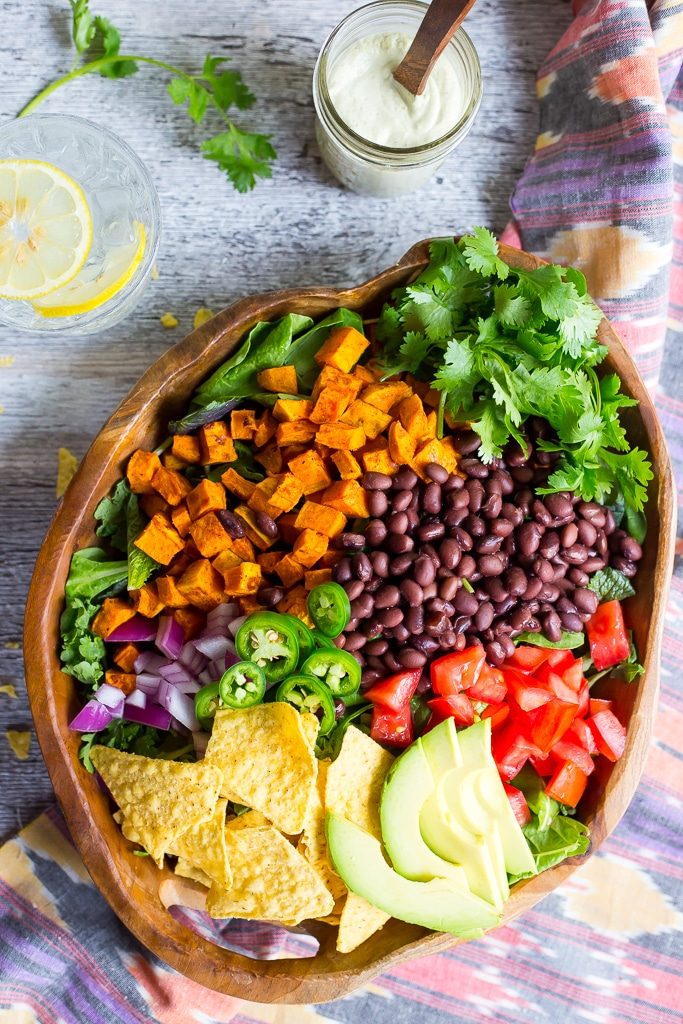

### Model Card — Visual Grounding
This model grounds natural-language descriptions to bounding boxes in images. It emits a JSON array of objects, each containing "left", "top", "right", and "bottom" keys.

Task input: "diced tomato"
[
  {"left": 546, "top": 670, "right": 581, "bottom": 705},
  {"left": 588, "top": 709, "right": 627, "bottom": 762},
  {"left": 504, "top": 667, "right": 554, "bottom": 712},
  {"left": 430, "top": 647, "right": 485, "bottom": 696},
  {"left": 466, "top": 664, "right": 507, "bottom": 704},
  {"left": 576, "top": 678, "right": 590, "bottom": 719},
  {"left": 586, "top": 600, "right": 630, "bottom": 671},
  {"left": 589, "top": 697, "right": 613, "bottom": 716},
  {"left": 427, "top": 694, "right": 475, "bottom": 727},
  {"left": 529, "top": 752, "right": 558, "bottom": 777},
  {"left": 492, "top": 721, "right": 541, "bottom": 781},
  {"left": 546, "top": 648, "right": 575, "bottom": 673},
  {"left": 364, "top": 669, "right": 421, "bottom": 713},
  {"left": 371, "top": 701, "right": 414, "bottom": 748},
  {"left": 480, "top": 702, "right": 510, "bottom": 730},
  {"left": 422, "top": 712, "right": 447, "bottom": 735},
  {"left": 529, "top": 698, "right": 578, "bottom": 754},
  {"left": 552, "top": 737, "right": 595, "bottom": 775},
  {"left": 506, "top": 645, "right": 549, "bottom": 672},
  {"left": 503, "top": 783, "right": 531, "bottom": 827},
  {"left": 566, "top": 718, "right": 599, "bottom": 756},
  {"left": 561, "top": 658, "right": 584, "bottom": 692},
  {"left": 545, "top": 760, "right": 589, "bottom": 807}
]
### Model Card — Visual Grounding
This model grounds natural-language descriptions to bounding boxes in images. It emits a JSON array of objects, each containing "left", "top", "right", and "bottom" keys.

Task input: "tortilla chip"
[
  {"left": 299, "top": 711, "right": 320, "bottom": 751},
  {"left": 56, "top": 447, "right": 78, "bottom": 497},
  {"left": 298, "top": 759, "right": 346, "bottom": 901},
  {"left": 205, "top": 705, "right": 317, "bottom": 835},
  {"left": 337, "top": 893, "right": 390, "bottom": 953},
  {"left": 175, "top": 857, "right": 213, "bottom": 888},
  {"left": 90, "top": 746, "right": 223, "bottom": 868},
  {"left": 160, "top": 312, "right": 178, "bottom": 328},
  {"left": 167, "top": 798, "right": 231, "bottom": 888},
  {"left": 325, "top": 726, "right": 393, "bottom": 839},
  {"left": 0, "top": 684, "right": 17, "bottom": 699},
  {"left": 193, "top": 307, "right": 214, "bottom": 329},
  {"left": 206, "top": 822, "right": 334, "bottom": 925},
  {"left": 5, "top": 730, "right": 30, "bottom": 760},
  {"left": 226, "top": 809, "right": 272, "bottom": 831}
]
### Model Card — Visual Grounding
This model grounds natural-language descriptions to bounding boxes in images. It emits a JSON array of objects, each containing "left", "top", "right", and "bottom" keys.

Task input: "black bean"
[
  {"left": 387, "top": 534, "right": 414, "bottom": 555},
  {"left": 436, "top": 538, "right": 460, "bottom": 571},
  {"left": 374, "top": 584, "right": 400, "bottom": 609},
  {"left": 461, "top": 458, "right": 489, "bottom": 478},
  {"left": 400, "top": 578, "right": 424, "bottom": 607},
  {"left": 622, "top": 536, "right": 643, "bottom": 561},
  {"left": 578, "top": 502, "right": 606, "bottom": 528},
  {"left": 501, "top": 502, "right": 524, "bottom": 527},
  {"left": 365, "top": 655, "right": 385, "bottom": 672},
  {"left": 414, "top": 555, "right": 436, "bottom": 587},
  {"left": 445, "top": 508, "right": 468, "bottom": 530},
  {"left": 490, "top": 517, "right": 514, "bottom": 538},
  {"left": 604, "top": 509, "right": 616, "bottom": 534},
  {"left": 392, "top": 489, "right": 413, "bottom": 512},
  {"left": 363, "top": 472, "right": 392, "bottom": 491},
  {"left": 344, "top": 580, "right": 365, "bottom": 601},
  {"left": 451, "top": 527, "right": 473, "bottom": 552},
  {"left": 523, "top": 577, "right": 543, "bottom": 600},
  {"left": 338, "top": 531, "right": 366, "bottom": 550},
  {"left": 494, "top": 595, "right": 517, "bottom": 617},
  {"left": 464, "top": 514, "right": 486, "bottom": 538},
  {"left": 352, "top": 552, "right": 373, "bottom": 581},
  {"left": 428, "top": 598, "right": 455, "bottom": 616},
  {"left": 344, "top": 632, "right": 366, "bottom": 652},
  {"left": 476, "top": 535, "right": 503, "bottom": 555},
  {"left": 539, "top": 531, "right": 560, "bottom": 559},
  {"left": 532, "top": 499, "right": 553, "bottom": 527},
  {"left": 474, "top": 602, "right": 495, "bottom": 631},
  {"left": 576, "top": 520, "right": 597, "bottom": 548},
  {"left": 333, "top": 558, "right": 352, "bottom": 583},
  {"left": 406, "top": 509, "right": 420, "bottom": 530},
  {"left": 405, "top": 606, "right": 424, "bottom": 634},
  {"left": 395, "top": 467, "right": 418, "bottom": 489},
  {"left": 563, "top": 544, "right": 588, "bottom": 565},
  {"left": 480, "top": 492, "right": 502, "bottom": 521},
  {"left": 361, "top": 670, "right": 382, "bottom": 688},
  {"left": 390, "top": 554, "right": 415, "bottom": 576},
  {"left": 365, "top": 519, "right": 388, "bottom": 547},
  {"left": 543, "top": 493, "right": 571, "bottom": 519},
  {"left": 511, "top": 465, "right": 534, "bottom": 484},
  {"left": 418, "top": 521, "right": 446, "bottom": 542},
  {"left": 538, "top": 583, "right": 560, "bottom": 603},
  {"left": 258, "top": 586, "right": 284, "bottom": 607},
  {"left": 543, "top": 611, "right": 562, "bottom": 642},
  {"left": 378, "top": 607, "right": 403, "bottom": 629},
  {"left": 561, "top": 522, "right": 579, "bottom": 548},
  {"left": 611, "top": 555, "right": 637, "bottom": 577},
  {"left": 438, "top": 576, "right": 460, "bottom": 602},
  {"left": 566, "top": 567, "right": 588, "bottom": 587},
  {"left": 441, "top": 630, "right": 458, "bottom": 649},
  {"left": 217, "top": 509, "right": 247, "bottom": 539},
  {"left": 486, "top": 640, "right": 506, "bottom": 666},
  {"left": 518, "top": 522, "right": 542, "bottom": 556},
  {"left": 443, "top": 475, "right": 465, "bottom": 493},
  {"left": 453, "top": 590, "right": 479, "bottom": 616},
  {"left": 388, "top": 511, "right": 409, "bottom": 535},
  {"left": 423, "top": 483, "right": 442, "bottom": 514},
  {"left": 425, "top": 463, "right": 449, "bottom": 484},
  {"left": 367, "top": 491, "right": 389, "bottom": 517},
  {"left": 505, "top": 567, "right": 527, "bottom": 597},
  {"left": 573, "top": 588, "right": 599, "bottom": 614},
  {"left": 412, "top": 634, "right": 440, "bottom": 655},
  {"left": 426, "top": 612, "right": 450, "bottom": 635},
  {"left": 532, "top": 557, "right": 554, "bottom": 582},
  {"left": 560, "top": 611, "right": 583, "bottom": 632},
  {"left": 370, "top": 551, "right": 389, "bottom": 577},
  {"left": 350, "top": 594, "right": 373, "bottom": 620},
  {"left": 486, "top": 473, "right": 504, "bottom": 496},
  {"left": 393, "top": 624, "right": 411, "bottom": 643},
  {"left": 485, "top": 577, "right": 509, "bottom": 603},
  {"left": 595, "top": 530, "right": 608, "bottom": 557},
  {"left": 383, "top": 651, "right": 401, "bottom": 672},
  {"left": 465, "top": 479, "right": 485, "bottom": 512},
  {"left": 457, "top": 555, "right": 477, "bottom": 579},
  {"left": 398, "top": 648, "right": 427, "bottom": 669},
  {"left": 453, "top": 431, "right": 481, "bottom": 456}
]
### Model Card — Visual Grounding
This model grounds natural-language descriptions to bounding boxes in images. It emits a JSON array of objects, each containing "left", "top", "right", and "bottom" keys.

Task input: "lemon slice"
[
  {"left": 33, "top": 221, "right": 146, "bottom": 318},
  {"left": 0, "top": 159, "right": 92, "bottom": 301}
]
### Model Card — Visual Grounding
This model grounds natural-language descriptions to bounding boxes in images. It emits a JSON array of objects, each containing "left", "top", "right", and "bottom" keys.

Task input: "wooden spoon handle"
[{"left": 393, "top": 0, "right": 479, "bottom": 97}]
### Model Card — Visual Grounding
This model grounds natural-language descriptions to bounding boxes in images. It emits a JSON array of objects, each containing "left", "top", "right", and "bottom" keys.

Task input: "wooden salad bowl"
[{"left": 24, "top": 241, "right": 675, "bottom": 1004}]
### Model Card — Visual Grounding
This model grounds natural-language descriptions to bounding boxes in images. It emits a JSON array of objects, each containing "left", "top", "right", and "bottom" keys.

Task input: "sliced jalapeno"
[
  {"left": 281, "top": 614, "right": 316, "bottom": 664},
  {"left": 318, "top": 702, "right": 372, "bottom": 760},
  {"left": 275, "top": 673, "right": 336, "bottom": 736},
  {"left": 312, "top": 630, "right": 337, "bottom": 650},
  {"left": 194, "top": 682, "right": 221, "bottom": 731},
  {"left": 307, "top": 583, "right": 351, "bottom": 638},
  {"left": 235, "top": 612, "right": 299, "bottom": 683},
  {"left": 301, "top": 649, "right": 361, "bottom": 697},
  {"left": 218, "top": 661, "right": 266, "bottom": 709}
]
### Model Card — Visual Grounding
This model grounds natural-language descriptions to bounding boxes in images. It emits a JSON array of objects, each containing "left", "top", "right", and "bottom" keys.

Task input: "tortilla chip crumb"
[
  {"left": 56, "top": 447, "right": 79, "bottom": 497},
  {"left": 4, "top": 642, "right": 20, "bottom": 650},
  {"left": 5, "top": 731, "right": 31, "bottom": 760},
  {"left": 0, "top": 355, "right": 15, "bottom": 367},
  {"left": 0, "top": 684, "right": 17, "bottom": 699},
  {"left": 193, "top": 308, "right": 214, "bottom": 330},
  {"left": 160, "top": 312, "right": 179, "bottom": 328},
  {"left": 150, "top": 264, "right": 160, "bottom": 281}
]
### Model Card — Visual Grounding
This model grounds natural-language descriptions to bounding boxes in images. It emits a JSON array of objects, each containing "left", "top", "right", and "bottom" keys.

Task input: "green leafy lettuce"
[
  {"left": 508, "top": 767, "right": 590, "bottom": 883},
  {"left": 94, "top": 480, "right": 159, "bottom": 590},
  {"left": 60, "top": 548, "right": 128, "bottom": 689}
]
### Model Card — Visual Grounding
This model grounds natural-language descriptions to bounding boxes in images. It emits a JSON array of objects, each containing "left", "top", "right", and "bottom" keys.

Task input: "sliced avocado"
[
  {"left": 419, "top": 716, "right": 463, "bottom": 781},
  {"left": 421, "top": 787, "right": 506, "bottom": 911},
  {"left": 380, "top": 740, "right": 468, "bottom": 886},
  {"left": 327, "top": 813, "right": 501, "bottom": 938}
]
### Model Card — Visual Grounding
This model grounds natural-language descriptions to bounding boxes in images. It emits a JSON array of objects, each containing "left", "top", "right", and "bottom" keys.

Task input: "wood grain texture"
[
  {"left": 23, "top": 241, "right": 675, "bottom": 1004},
  {"left": 0, "top": 0, "right": 572, "bottom": 840},
  {"left": 393, "top": 0, "right": 479, "bottom": 96}
]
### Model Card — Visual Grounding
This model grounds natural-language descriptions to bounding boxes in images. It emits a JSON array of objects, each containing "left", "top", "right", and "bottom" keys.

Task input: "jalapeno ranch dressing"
[{"left": 328, "top": 33, "right": 466, "bottom": 150}]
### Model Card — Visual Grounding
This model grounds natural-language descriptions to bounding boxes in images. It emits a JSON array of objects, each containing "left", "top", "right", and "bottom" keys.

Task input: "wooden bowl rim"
[{"left": 24, "top": 240, "right": 676, "bottom": 1004}]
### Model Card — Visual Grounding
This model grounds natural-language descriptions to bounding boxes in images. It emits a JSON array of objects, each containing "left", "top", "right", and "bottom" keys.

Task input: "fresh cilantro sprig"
[
  {"left": 17, "top": 1, "right": 276, "bottom": 192},
  {"left": 377, "top": 230, "right": 652, "bottom": 515}
]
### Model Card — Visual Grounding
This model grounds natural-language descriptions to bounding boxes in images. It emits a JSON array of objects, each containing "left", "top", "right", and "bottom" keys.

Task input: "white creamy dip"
[{"left": 327, "top": 32, "right": 466, "bottom": 149}]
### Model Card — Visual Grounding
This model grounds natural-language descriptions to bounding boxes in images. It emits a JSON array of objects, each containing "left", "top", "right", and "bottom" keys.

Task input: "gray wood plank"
[{"left": 0, "top": 0, "right": 571, "bottom": 841}]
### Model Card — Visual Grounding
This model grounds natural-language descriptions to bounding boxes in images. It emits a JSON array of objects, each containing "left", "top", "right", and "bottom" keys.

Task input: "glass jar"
[{"left": 313, "top": 0, "right": 482, "bottom": 197}]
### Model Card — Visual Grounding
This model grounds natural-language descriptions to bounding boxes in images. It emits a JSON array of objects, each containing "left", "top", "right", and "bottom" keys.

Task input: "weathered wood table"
[{"left": 0, "top": 0, "right": 570, "bottom": 840}]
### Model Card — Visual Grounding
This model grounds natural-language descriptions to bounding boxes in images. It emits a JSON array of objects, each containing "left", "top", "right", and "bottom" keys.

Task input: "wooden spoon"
[{"left": 393, "top": 0, "right": 479, "bottom": 97}]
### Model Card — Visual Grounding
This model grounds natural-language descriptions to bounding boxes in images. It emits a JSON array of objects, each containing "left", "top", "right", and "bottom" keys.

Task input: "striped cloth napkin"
[{"left": 1, "top": 1, "right": 681, "bottom": 1020}]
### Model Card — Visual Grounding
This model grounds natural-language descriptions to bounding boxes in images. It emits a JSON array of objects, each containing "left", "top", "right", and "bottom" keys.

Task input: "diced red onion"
[
  {"left": 134, "top": 651, "right": 167, "bottom": 674},
  {"left": 193, "top": 634, "right": 236, "bottom": 660},
  {"left": 109, "top": 703, "right": 124, "bottom": 719},
  {"left": 156, "top": 615, "right": 184, "bottom": 659},
  {"left": 198, "top": 668, "right": 216, "bottom": 686},
  {"left": 169, "top": 718, "right": 192, "bottom": 736},
  {"left": 135, "top": 673, "right": 162, "bottom": 696},
  {"left": 193, "top": 731, "right": 210, "bottom": 758},
  {"left": 69, "top": 699, "right": 113, "bottom": 732},
  {"left": 208, "top": 652, "right": 239, "bottom": 678},
  {"left": 158, "top": 681, "right": 199, "bottom": 731},
  {"left": 122, "top": 703, "right": 172, "bottom": 729},
  {"left": 94, "top": 683, "right": 125, "bottom": 709},
  {"left": 158, "top": 662, "right": 196, "bottom": 686},
  {"left": 228, "top": 615, "right": 247, "bottom": 638},
  {"left": 175, "top": 679, "right": 201, "bottom": 695},
  {"left": 206, "top": 603, "right": 239, "bottom": 632},
  {"left": 178, "top": 642, "right": 207, "bottom": 674},
  {"left": 107, "top": 616, "right": 157, "bottom": 643},
  {"left": 124, "top": 690, "right": 147, "bottom": 709}
]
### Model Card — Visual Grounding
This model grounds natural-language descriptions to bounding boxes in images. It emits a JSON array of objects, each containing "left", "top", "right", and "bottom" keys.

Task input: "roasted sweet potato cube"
[
  {"left": 316, "top": 423, "right": 366, "bottom": 451},
  {"left": 231, "top": 536, "right": 256, "bottom": 561},
  {"left": 288, "top": 449, "right": 333, "bottom": 494},
  {"left": 166, "top": 549, "right": 194, "bottom": 578},
  {"left": 91, "top": 597, "right": 135, "bottom": 639},
  {"left": 254, "top": 443, "right": 283, "bottom": 476},
  {"left": 130, "top": 582, "right": 164, "bottom": 618},
  {"left": 388, "top": 421, "right": 417, "bottom": 465},
  {"left": 423, "top": 386, "right": 442, "bottom": 410},
  {"left": 331, "top": 450, "right": 362, "bottom": 480},
  {"left": 171, "top": 503, "right": 193, "bottom": 537},
  {"left": 275, "top": 553, "right": 306, "bottom": 588},
  {"left": 199, "top": 421, "right": 237, "bottom": 464},
  {"left": 151, "top": 466, "right": 192, "bottom": 507},
  {"left": 353, "top": 363, "right": 377, "bottom": 384},
  {"left": 294, "top": 501, "right": 346, "bottom": 538},
  {"left": 176, "top": 559, "right": 225, "bottom": 610},
  {"left": 247, "top": 478, "right": 280, "bottom": 516},
  {"left": 172, "top": 607, "right": 205, "bottom": 641},
  {"left": 171, "top": 435, "right": 202, "bottom": 464},
  {"left": 314, "top": 325, "right": 369, "bottom": 372},
  {"left": 112, "top": 643, "right": 141, "bottom": 674},
  {"left": 310, "top": 387, "right": 354, "bottom": 424},
  {"left": 269, "top": 473, "right": 304, "bottom": 513},
  {"left": 139, "top": 492, "right": 169, "bottom": 519},
  {"left": 221, "top": 467, "right": 256, "bottom": 501},
  {"left": 127, "top": 450, "right": 161, "bottom": 494},
  {"left": 235, "top": 505, "right": 277, "bottom": 551},
  {"left": 312, "top": 365, "right": 363, "bottom": 401},
  {"left": 162, "top": 452, "right": 187, "bottom": 471},
  {"left": 272, "top": 398, "right": 313, "bottom": 422},
  {"left": 134, "top": 514, "right": 184, "bottom": 565},
  {"left": 293, "top": 529, "right": 329, "bottom": 568},
  {"left": 189, "top": 512, "right": 233, "bottom": 557},
  {"left": 360, "top": 438, "right": 398, "bottom": 477},
  {"left": 186, "top": 478, "right": 227, "bottom": 520},
  {"left": 440, "top": 436, "right": 459, "bottom": 472},
  {"left": 277, "top": 513, "right": 299, "bottom": 544},
  {"left": 222, "top": 562, "right": 263, "bottom": 597},
  {"left": 412, "top": 438, "right": 458, "bottom": 480},
  {"left": 321, "top": 480, "right": 370, "bottom": 518},
  {"left": 275, "top": 421, "right": 318, "bottom": 446},
  {"left": 359, "top": 381, "right": 412, "bottom": 413},
  {"left": 256, "top": 365, "right": 298, "bottom": 394},
  {"left": 318, "top": 549, "right": 342, "bottom": 569},
  {"left": 238, "top": 596, "right": 267, "bottom": 616},
  {"left": 304, "top": 568, "right": 333, "bottom": 590},
  {"left": 156, "top": 575, "right": 191, "bottom": 608},
  {"left": 398, "top": 394, "right": 429, "bottom": 440},
  {"left": 104, "top": 670, "right": 136, "bottom": 696},
  {"left": 230, "top": 409, "right": 257, "bottom": 440},
  {"left": 424, "top": 410, "right": 438, "bottom": 438},
  {"left": 342, "top": 399, "right": 392, "bottom": 440},
  {"left": 278, "top": 585, "right": 313, "bottom": 625},
  {"left": 252, "top": 410, "right": 278, "bottom": 448},
  {"left": 256, "top": 551, "right": 281, "bottom": 575},
  {"left": 212, "top": 548, "right": 244, "bottom": 575}
]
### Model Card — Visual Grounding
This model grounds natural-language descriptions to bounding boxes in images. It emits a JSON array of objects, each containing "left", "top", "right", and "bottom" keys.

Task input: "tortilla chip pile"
[{"left": 91, "top": 704, "right": 394, "bottom": 953}]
